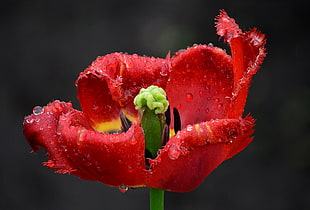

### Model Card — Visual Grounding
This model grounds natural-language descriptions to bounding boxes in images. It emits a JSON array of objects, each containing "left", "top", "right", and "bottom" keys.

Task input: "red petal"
[
  {"left": 76, "top": 53, "right": 170, "bottom": 131},
  {"left": 24, "top": 101, "right": 147, "bottom": 187},
  {"left": 146, "top": 117, "right": 255, "bottom": 192},
  {"left": 167, "top": 45, "right": 233, "bottom": 128},
  {"left": 216, "top": 10, "right": 267, "bottom": 118}
]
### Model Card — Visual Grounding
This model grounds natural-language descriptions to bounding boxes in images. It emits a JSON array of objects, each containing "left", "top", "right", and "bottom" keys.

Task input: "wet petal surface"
[
  {"left": 216, "top": 10, "right": 267, "bottom": 118},
  {"left": 147, "top": 117, "right": 255, "bottom": 192},
  {"left": 24, "top": 101, "right": 147, "bottom": 187},
  {"left": 167, "top": 45, "right": 233, "bottom": 128}
]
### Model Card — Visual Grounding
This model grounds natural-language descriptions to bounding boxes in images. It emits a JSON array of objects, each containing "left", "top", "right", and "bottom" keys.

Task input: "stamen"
[
  {"left": 107, "top": 130, "right": 122, "bottom": 134},
  {"left": 165, "top": 105, "right": 171, "bottom": 126},
  {"left": 173, "top": 108, "right": 181, "bottom": 133},
  {"left": 145, "top": 149, "right": 153, "bottom": 170},
  {"left": 161, "top": 124, "right": 169, "bottom": 146},
  {"left": 120, "top": 110, "right": 132, "bottom": 132}
]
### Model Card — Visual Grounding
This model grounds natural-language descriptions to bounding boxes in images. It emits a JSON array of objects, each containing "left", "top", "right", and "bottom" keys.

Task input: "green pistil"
[{"left": 134, "top": 85, "right": 169, "bottom": 158}]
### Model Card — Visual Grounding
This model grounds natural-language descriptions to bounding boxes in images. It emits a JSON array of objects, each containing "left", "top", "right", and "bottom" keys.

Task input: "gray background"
[{"left": 1, "top": 0, "right": 309, "bottom": 209}]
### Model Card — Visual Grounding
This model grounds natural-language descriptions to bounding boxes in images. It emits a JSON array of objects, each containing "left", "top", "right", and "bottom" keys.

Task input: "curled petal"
[
  {"left": 76, "top": 53, "right": 170, "bottom": 132},
  {"left": 216, "top": 10, "right": 267, "bottom": 118},
  {"left": 146, "top": 117, "right": 255, "bottom": 192},
  {"left": 24, "top": 101, "right": 147, "bottom": 187},
  {"left": 167, "top": 45, "right": 233, "bottom": 128}
]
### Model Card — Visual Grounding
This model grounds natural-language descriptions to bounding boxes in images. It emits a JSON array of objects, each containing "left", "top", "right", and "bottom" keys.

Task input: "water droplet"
[
  {"left": 92, "top": 105, "right": 98, "bottom": 110},
  {"left": 226, "top": 140, "right": 233, "bottom": 144},
  {"left": 186, "top": 93, "right": 193, "bottom": 101},
  {"left": 127, "top": 165, "right": 134, "bottom": 173},
  {"left": 119, "top": 185, "right": 128, "bottom": 193},
  {"left": 186, "top": 125, "right": 193, "bottom": 132},
  {"left": 203, "top": 75, "right": 208, "bottom": 81},
  {"left": 129, "top": 136, "right": 137, "bottom": 145},
  {"left": 208, "top": 43, "right": 214, "bottom": 47},
  {"left": 217, "top": 103, "right": 223, "bottom": 110},
  {"left": 168, "top": 144, "right": 180, "bottom": 160},
  {"left": 199, "top": 91, "right": 204, "bottom": 96},
  {"left": 25, "top": 118, "right": 34, "bottom": 124},
  {"left": 160, "top": 67, "right": 168, "bottom": 76},
  {"left": 136, "top": 154, "right": 143, "bottom": 161},
  {"left": 214, "top": 98, "right": 220, "bottom": 103},
  {"left": 205, "top": 108, "right": 209, "bottom": 113},
  {"left": 33, "top": 106, "right": 44, "bottom": 115}
]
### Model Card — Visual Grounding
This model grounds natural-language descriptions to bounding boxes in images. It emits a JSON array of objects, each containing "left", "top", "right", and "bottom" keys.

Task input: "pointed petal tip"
[{"left": 215, "top": 10, "right": 242, "bottom": 43}]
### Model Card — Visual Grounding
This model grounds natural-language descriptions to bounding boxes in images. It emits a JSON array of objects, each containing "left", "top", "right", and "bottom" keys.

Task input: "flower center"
[{"left": 134, "top": 85, "right": 169, "bottom": 158}]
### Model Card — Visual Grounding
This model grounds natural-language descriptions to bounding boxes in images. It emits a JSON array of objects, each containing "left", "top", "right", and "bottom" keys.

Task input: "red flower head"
[{"left": 23, "top": 10, "right": 266, "bottom": 193}]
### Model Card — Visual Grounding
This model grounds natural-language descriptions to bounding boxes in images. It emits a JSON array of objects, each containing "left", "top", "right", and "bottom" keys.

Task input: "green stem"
[{"left": 150, "top": 188, "right": 165, "bottom": 210}]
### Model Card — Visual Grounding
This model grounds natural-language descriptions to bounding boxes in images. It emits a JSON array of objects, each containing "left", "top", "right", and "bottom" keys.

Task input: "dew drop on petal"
[
  {"left": 186, "top": 125, "right": 193, "bottom": 132},
  {"left": 168, "top": 144, "right": 180, "bottom": 160},
  {"left": 217, "top": 103, "right": 223, "bottom": 110},
  {"left": 127, "top": 165, "right": 134, "bottom": 173},
  {"left": 33, "top": 106, "right": 44, "bottom": 115},
  {"left": 208, "top": 43, "right": 214, "bottom": 47},
  {"left": 129, "top": 136, "right": 137, "bottom": 145},
  {"left": 92, "top": 104, "right": 98, "bottom": 110},
  {"left": 186, "top": 93, "right": 193, "bottom": 101},
  {"left": 226, "top": 140, "right": 233, "bottom": 144},
  {"left": 25, "top": 118, "right": 34, "bottom": 124},
  {"left": 160, "top": 65, "right": 169, "bottom": 76},
  {"left": 214, "top": 98, "right": 220, "bottom": 103},
  {"left": 119, "top": 185, "right": 128, "bottom": 193}
]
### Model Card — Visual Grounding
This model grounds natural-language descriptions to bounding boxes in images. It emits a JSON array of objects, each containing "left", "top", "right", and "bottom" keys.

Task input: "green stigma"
[{"left": 134, "top": 85, "right": 169, "bottom": 114}]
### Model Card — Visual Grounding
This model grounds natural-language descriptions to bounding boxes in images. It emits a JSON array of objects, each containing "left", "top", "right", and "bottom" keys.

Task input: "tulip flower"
[{"left": 23, "top": 10, "right": 266, "bottom": 209}]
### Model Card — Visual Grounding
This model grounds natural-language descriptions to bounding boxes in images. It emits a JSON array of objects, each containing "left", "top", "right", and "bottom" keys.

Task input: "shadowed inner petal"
[
  {"left": 76, "top": 53, "right": 170, "bottom": 133},
  {"left": 77, "top": 74, "right": 122, "bottom": 133},
  {"left": 166, "top": 45, "right": 234, "bottom": 129}
]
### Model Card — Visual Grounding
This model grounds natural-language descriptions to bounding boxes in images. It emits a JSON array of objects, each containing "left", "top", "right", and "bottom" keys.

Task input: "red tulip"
[{"left": 23, "top": 10, "right": 266, "bottom": 193}]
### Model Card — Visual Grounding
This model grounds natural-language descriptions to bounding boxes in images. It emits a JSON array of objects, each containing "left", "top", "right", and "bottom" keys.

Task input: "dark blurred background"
[{"left": 1, "top": 0, "right": 309, "bottom": 209}]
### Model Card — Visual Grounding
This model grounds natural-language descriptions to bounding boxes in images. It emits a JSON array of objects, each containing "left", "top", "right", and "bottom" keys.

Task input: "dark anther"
[
  {"left": 173, "top": 107, "right": 181, "bottom": 134},
  {"left": 145, "top": 149, "right": 153, "bottom": 170},
  {"left": 145, "top": 149, "right": 153, "bottom": 159},
  {"left": 120, "top": 110, "right": 132, "bottom": 132},
  {"left": 165, "top": 105, "right": 171, "bottom": 126},
  {"left": 107, "top": 130, "right": 121, "bottom": 134},
  {"left": 161, "top": 124, "right": 169, "bottom": 146}
]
